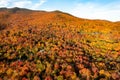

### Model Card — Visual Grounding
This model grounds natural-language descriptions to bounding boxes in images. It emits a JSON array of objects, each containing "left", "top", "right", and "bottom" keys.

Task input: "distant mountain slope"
[{"left": 0, "top": 7, "right": 119, "bottom": 31}]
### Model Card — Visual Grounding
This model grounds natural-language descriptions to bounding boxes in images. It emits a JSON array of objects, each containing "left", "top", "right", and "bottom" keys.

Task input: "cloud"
[
  {"left": 31, "top": 0, "right": 47, "bottom": 9},
  {"left": 0, "top": 0, "right": 47, "bottom": 9},
  {"left": 10, "top": 0, "right": 32, "bottom": 8},
  {"left": 70, "top": 1, "right": 120, "bottom": 21},
  {"left": 0, "top": 0, "right": 11, "bottom": 7}
]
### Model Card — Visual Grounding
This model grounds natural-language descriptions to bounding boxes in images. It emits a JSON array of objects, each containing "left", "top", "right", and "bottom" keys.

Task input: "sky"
[{"left": 0, "top": 0, "right": 120, "bottom": 22}]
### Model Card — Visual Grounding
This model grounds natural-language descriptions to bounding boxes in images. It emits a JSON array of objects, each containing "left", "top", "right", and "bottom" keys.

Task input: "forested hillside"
[{"left": 0, "top": 7, "right": 120, "bottom": 80}]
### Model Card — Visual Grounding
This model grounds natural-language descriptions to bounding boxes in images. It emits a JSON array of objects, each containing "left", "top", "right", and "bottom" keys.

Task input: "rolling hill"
[{"left": 0, "top": 7, "right": 120, "bottom": 80}]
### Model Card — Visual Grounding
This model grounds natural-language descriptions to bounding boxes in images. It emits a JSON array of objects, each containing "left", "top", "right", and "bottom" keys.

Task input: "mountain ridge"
[
  {"left": 0, "top": 7, "right": 119, "bottom": 22},
  {"left": 0, "top": 7, "right": 119, "bottom": 32}
]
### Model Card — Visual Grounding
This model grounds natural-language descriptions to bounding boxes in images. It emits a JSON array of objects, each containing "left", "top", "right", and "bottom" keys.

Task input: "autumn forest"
[{"left": 0, "top": 7, "right": 120, "bottom": 80}]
